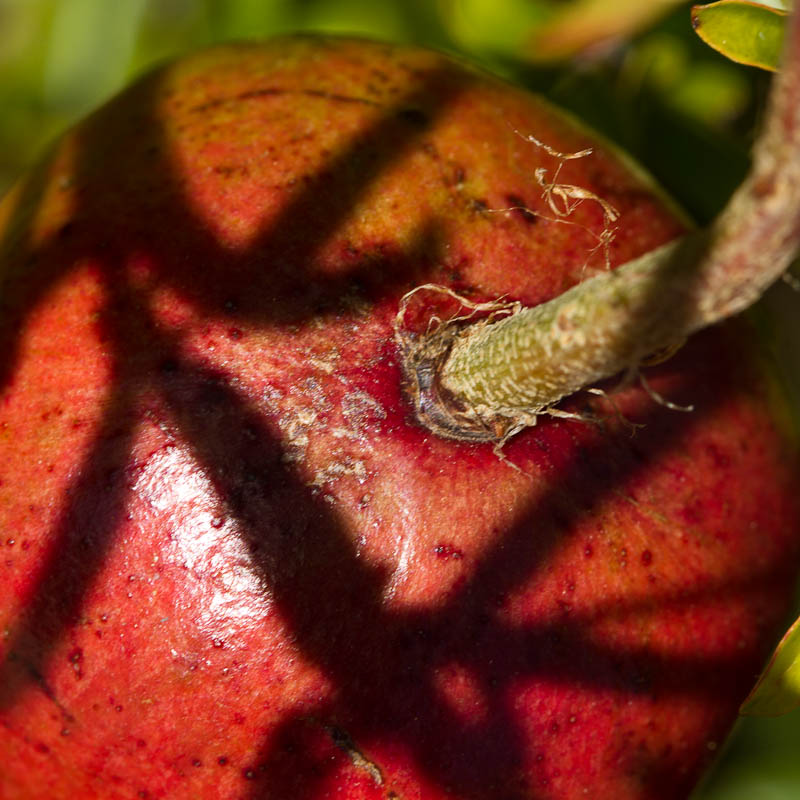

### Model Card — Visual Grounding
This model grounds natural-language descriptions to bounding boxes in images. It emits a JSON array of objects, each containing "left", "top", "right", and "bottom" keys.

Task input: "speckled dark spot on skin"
[
  {"left": 213, "top": 165, "right": 250, "bottom": 179},
  {"left": 188, "top": 87, "right": 285, "bottom": 113},
  {"left": 420, "top": 141, "right": 439, "bottom": 160},
  {"left": 434, "top": 543, "right": 463, "bottom": 560},
  {"left": 448, "top": 164, "right": 466, "bottom": 186},
  {"left": 471, "top": 198, "right": 489, "bottom": 214},
  {"left": 68, "top": 647, "right": 83, "bottom": 679},
  {"left": 303, "top": 89, "right": 381, "bottom": 107},
  {"left": 505, "top": 194, "right": 537, "bottom": 224}
]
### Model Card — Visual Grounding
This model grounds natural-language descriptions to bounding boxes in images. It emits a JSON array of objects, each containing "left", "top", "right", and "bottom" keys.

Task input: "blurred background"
[{"left": 0, "top": 1, "right": 796, "bottom": 797}]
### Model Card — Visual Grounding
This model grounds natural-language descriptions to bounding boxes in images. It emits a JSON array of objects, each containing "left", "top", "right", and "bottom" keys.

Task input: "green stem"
[
  {"left": 426, "top": 7, "right": 800, "bottom": 439},
  {"left": 440, "top": 235, "right": 699, "bottom": 415}
]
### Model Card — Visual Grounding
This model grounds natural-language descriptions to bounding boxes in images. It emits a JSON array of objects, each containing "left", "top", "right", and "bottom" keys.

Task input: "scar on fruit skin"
[{"left": 325, "top": 724, "right": 386, "bottom": 787}]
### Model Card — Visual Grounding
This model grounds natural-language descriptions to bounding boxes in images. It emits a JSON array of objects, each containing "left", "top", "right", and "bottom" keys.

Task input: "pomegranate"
[{"left": 0, "top": 35, "right": 797, "bottom": 800}]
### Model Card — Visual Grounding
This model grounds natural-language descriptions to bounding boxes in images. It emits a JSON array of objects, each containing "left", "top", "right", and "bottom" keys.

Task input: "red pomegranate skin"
[{"left": 0, "top": 35, "right": 798, "bottom": 800}]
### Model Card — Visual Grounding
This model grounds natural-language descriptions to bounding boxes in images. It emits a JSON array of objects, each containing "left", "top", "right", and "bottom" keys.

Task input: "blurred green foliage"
[
  {"left": 692, "top": 0, "right": 787, "bottom": 72},
  {"left": 0, "top": 0, "right": 797, "bottom": 797}
]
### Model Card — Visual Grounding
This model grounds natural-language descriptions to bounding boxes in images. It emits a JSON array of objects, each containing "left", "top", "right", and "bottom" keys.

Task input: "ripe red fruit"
[{"left": 0, "top": 35, "right": 798, "bottom": 800}]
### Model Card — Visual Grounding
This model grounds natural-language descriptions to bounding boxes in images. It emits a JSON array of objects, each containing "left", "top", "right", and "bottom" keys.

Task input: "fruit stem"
[{"left": 416, "top": 8, "right": 800, "bottom": 441}]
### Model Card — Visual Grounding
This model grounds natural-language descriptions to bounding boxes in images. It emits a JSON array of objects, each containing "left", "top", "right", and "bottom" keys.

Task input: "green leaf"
[
  {"left": 741, "top": 615, "right": 800, "bottom": 716},
  {"left": 691, "top": 1, "right": 787, "bottom": 72}
]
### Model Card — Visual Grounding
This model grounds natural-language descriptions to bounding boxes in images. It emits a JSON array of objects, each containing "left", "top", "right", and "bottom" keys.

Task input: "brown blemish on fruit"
[
  {"left": 311, "top": 457, "right": 368, "bottom": 488},
  {"left": 434, "top": 543, "right": 463, "bottom": 560},
  {"left": 341, "top": 389, "right": 387, "bottom": 436},
  {"left": 213, "top": 165, "right": 250, "bottom": 180},
  {"left": 189, "top": 87, "right": 382, "bottom": 115},
  {"left": 446, "top": 164, "right": 466, "bottom": 188},
  {"left": 505, "top": 194, "right": 538, "bottom": 225},
  {"left": 303, "top": 88, "right": 383, "bottom": 108},
  {"left": 68, "top": 647, "right": 84, "bottom": 679},
  {"left": 326, "top": 724, "right": 385, "bottom": 786},
  {"left": 470, "top": 198, "right": 489, "bottom": 214}
]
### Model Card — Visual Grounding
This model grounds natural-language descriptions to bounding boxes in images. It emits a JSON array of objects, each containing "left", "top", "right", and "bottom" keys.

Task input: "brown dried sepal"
[{"left": 394, "top": 284, "right": 527, "bottom": 444}]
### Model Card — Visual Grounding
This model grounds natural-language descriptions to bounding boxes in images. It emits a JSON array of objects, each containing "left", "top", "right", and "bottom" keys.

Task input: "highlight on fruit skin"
[{"left": 0, "top": 33, "right": 799, "bottom": 800}]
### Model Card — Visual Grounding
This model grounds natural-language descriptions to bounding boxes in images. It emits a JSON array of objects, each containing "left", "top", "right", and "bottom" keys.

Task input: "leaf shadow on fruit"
[
  {"left": 0, "top": 61, "right": 462, "bottom": 710},
  {"left": 131, "top": 303, "right": 780, "bottom": 800},
  {"left": 0, "top": 59, "right": 464, "bottom": 394},
  {"left": 0, "top": 49, "right": 796, "bottom": 800},
  {"left": 236, "top": 341, "right": 789, "bottom": 800},
  {"left": 0, "top": 270, "right": 166, "bottom": 719}
]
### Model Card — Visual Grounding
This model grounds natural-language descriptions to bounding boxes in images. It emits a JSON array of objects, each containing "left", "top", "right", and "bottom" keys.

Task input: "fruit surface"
[{"left": 0, "top": 35, "right": 798, "bottom": 800}]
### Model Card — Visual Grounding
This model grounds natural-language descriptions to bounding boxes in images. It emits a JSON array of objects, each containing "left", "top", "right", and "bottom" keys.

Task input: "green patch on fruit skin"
[
  {"left": 741, "top": 613, "right": 800, "bottom": 716},
  {"left": 691, "top": 1, "right": 786, "bottom": 72}
]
